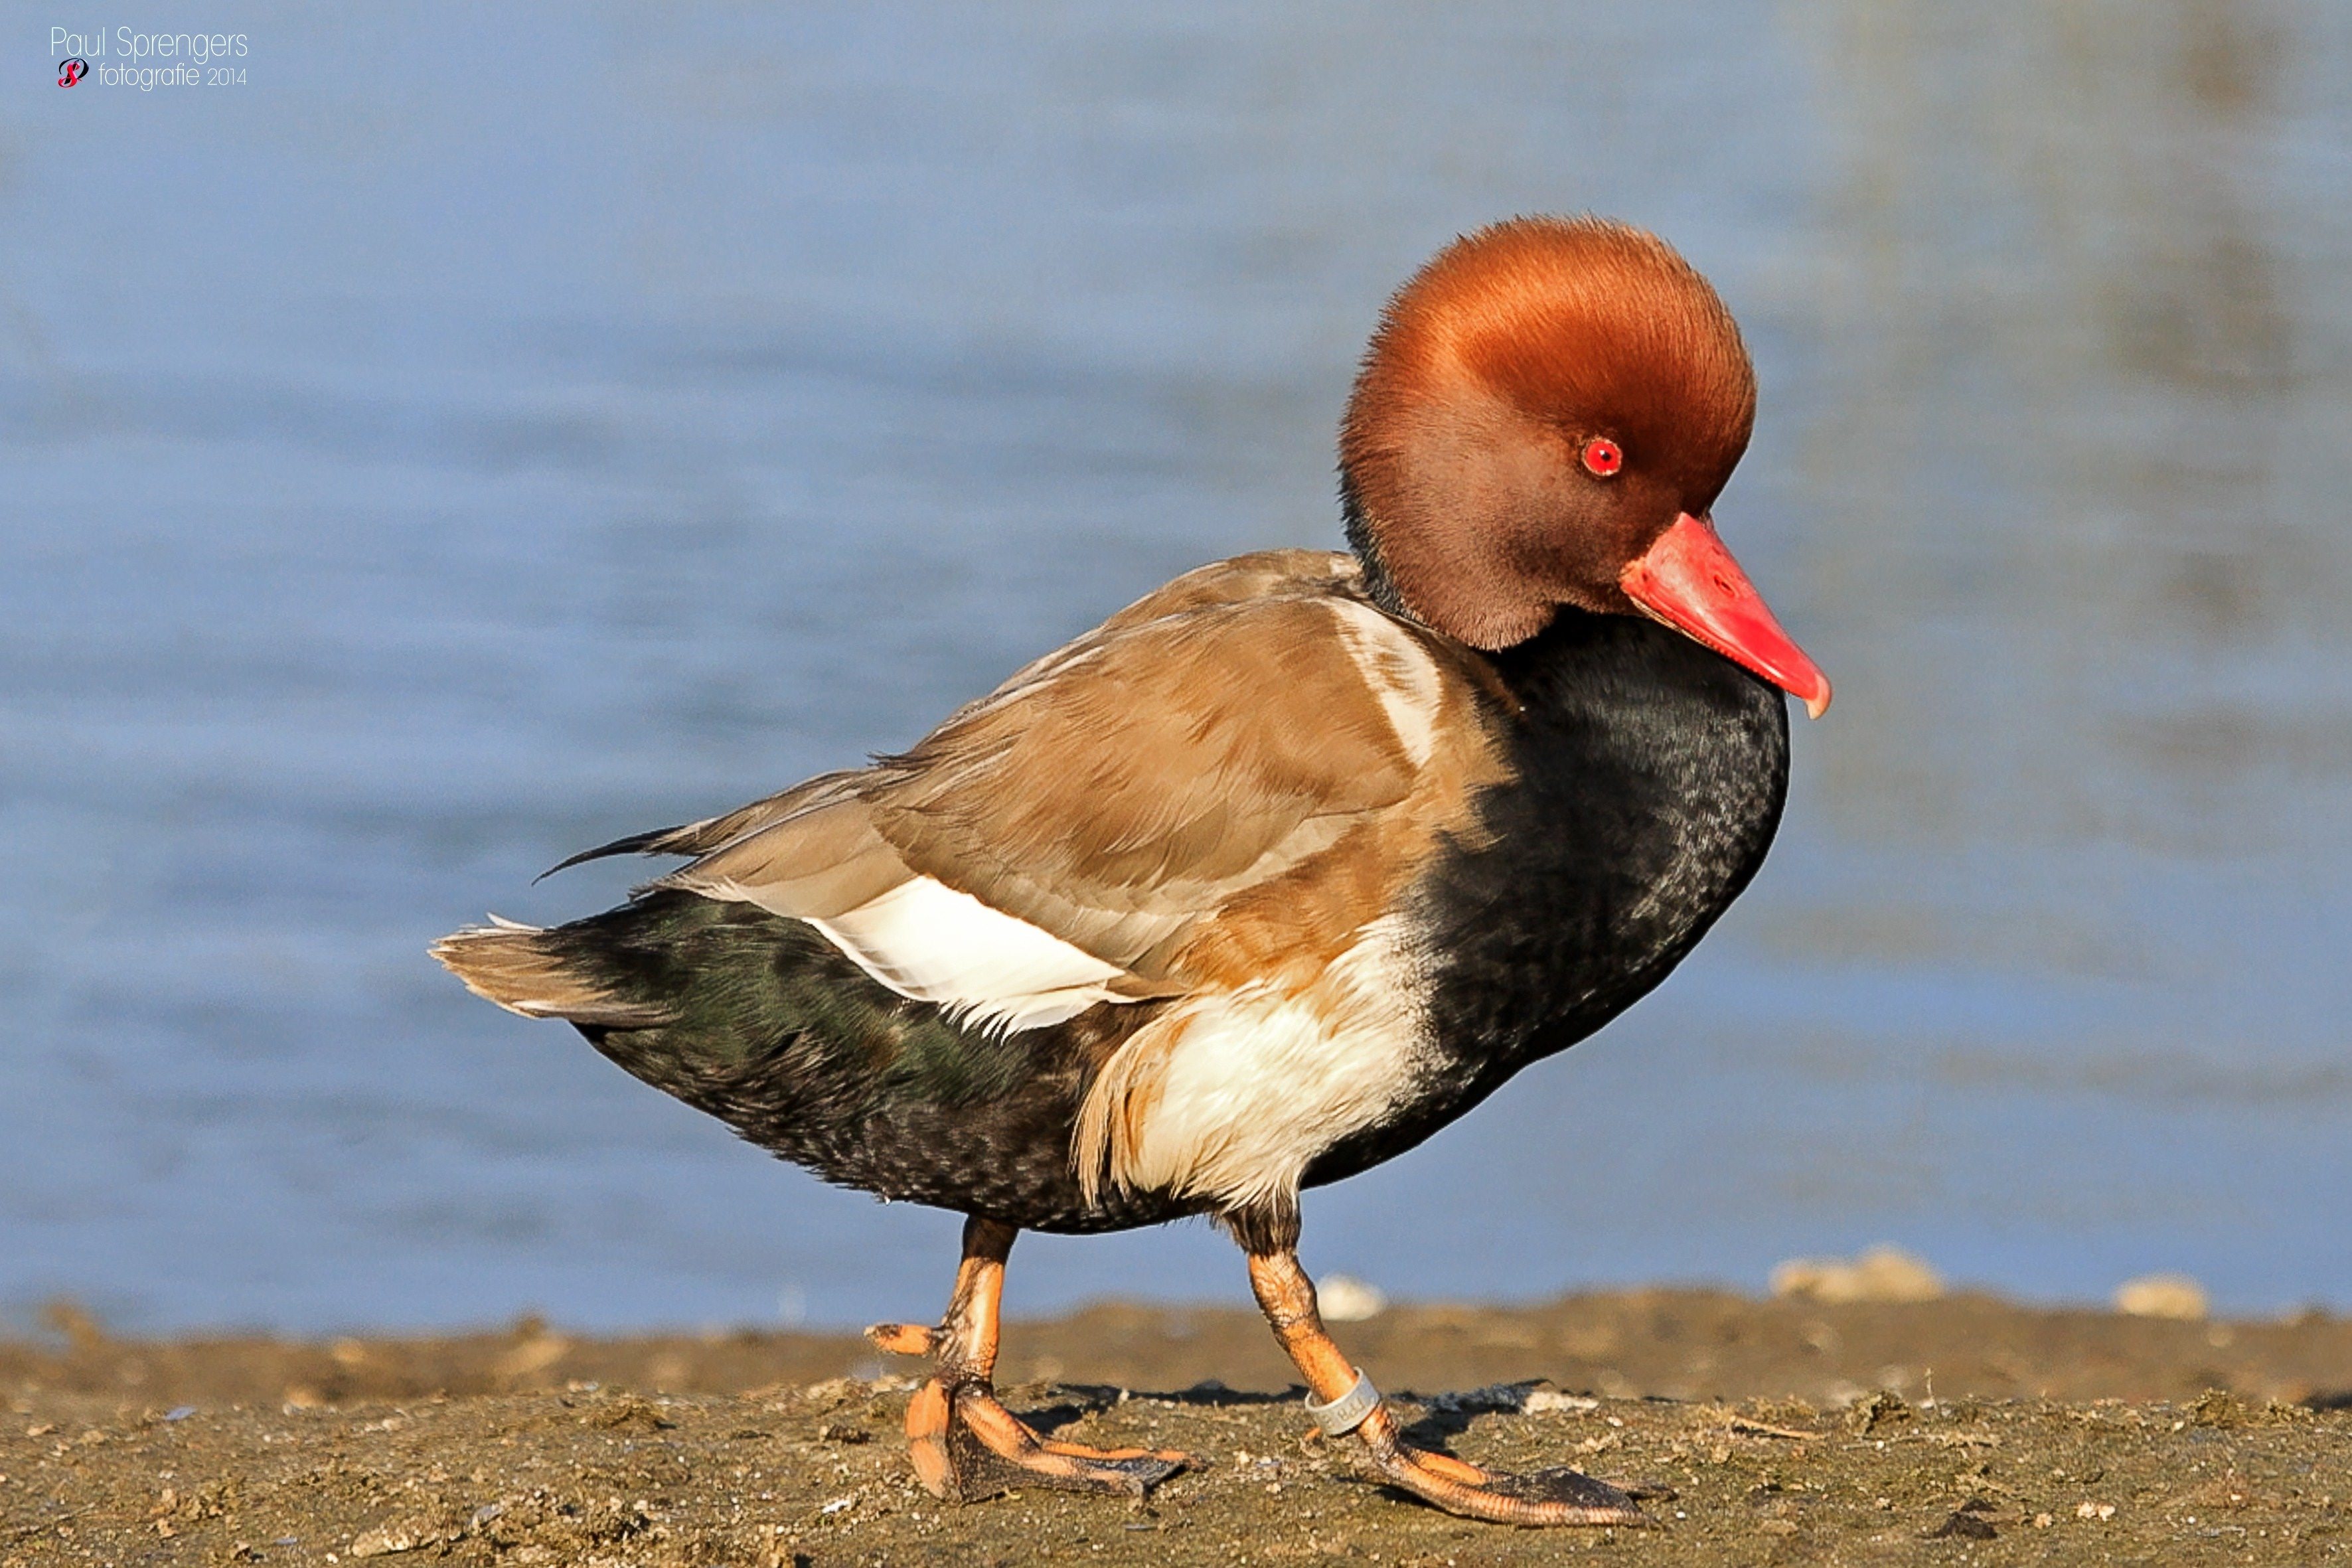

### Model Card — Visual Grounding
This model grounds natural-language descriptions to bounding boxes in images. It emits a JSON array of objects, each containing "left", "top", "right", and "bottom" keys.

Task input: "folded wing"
[{"left": 655, "top": 552, "right": 1500, "bottom": 1031}]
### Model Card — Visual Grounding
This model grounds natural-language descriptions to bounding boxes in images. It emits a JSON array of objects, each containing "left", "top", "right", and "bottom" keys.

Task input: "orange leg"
[
  {"left": 1247, "top": 1249, "right": 1646, "bottom": 1528},
  {"left": 866, "top": 1215, "right": 1188, "bottom": 1502}
]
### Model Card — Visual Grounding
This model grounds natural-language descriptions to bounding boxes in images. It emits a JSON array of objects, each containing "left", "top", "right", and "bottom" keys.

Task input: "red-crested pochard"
[{"left": 437, "top": 216, "right": 1828, "bottom": 1526}]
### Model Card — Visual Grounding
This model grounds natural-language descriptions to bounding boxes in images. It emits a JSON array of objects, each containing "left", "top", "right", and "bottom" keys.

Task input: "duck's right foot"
[
  {"left": 1244, "top": 1243, "right": 1646, "bottom": 1528},
  {"left": 901, "top": 1375, "right": 1187, "bottom": 1501},
  {"left": 1348, "top": 1403, "right": 1645, "bottom": 1526}
]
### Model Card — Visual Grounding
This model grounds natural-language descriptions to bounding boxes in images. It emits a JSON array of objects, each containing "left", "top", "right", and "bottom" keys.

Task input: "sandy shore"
[{"left": 5, "top": 1290, "right": 2347, "bottom": 1564}]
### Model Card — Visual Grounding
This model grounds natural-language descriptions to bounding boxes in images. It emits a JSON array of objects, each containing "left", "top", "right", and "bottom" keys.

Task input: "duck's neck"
[
  {"left": 1340, "top": 476, "right": 1415, "bottom": 624},
  {"left": 1422, "top": 609, "right": 1792, "bottom": 1071}
]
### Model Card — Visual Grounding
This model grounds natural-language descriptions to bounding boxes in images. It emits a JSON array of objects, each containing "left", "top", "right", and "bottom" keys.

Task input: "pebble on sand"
[
  {"left": 2112, "top": 1273, "right": 2209, "bottom": 1321},
  {"left": 1315, "top": 1274, "right": 1388, "bottom": 1322},
  {"left": 1770, "top": 1245, "right": 1945, "bottom": 1305}
]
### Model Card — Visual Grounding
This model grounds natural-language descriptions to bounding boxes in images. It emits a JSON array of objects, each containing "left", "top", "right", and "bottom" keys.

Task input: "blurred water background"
[{"left": 3, "top": 2, "right": 2349, "bottom": 1334}]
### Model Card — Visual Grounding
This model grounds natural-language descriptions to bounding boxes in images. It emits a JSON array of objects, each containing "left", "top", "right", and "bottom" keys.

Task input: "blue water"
[{"left": 5, "top": 3, "right": 2349, "bottom": 1334}]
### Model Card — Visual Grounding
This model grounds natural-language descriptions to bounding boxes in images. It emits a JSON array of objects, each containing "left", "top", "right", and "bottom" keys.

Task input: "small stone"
[
  {"left": 349, "top": 1516, "right": 447, "bottom": 1557},
  {"left": 1316, "top": 1275, "right": 1387, "bottom": 1322},
  {"left": 1845, "top": 1389, "right": 1914, "bottom": 1434},
  {"left": 2189, "top": 1389, "right": 2249, "bottom": 1428},
  {"left": 1770, "top": 1245, "right": 1943, "bottom": 1304},
  {"left": 586, "top": 1397, "right": 673, "bottom": 1433},
  {"left": 2113, "top": 1274, "right": 2208, "bottom": 1321},
  {"left": 1926, "top": 1511, "right": 1997, "bottom": 1540},
  {"left": 1523, "top": 1389, "right": 1600, "bottom": 1415}
]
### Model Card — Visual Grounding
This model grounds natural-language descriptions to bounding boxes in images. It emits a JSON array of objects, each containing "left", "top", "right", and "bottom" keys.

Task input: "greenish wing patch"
[{"left": 552, "top": 890, "right": 1048, "bottom": 1113}]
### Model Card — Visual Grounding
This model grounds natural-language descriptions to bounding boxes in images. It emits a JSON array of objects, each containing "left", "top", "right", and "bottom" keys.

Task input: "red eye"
[{"left": 1581, "top": 437, "right": 1623, "bottom": 477}]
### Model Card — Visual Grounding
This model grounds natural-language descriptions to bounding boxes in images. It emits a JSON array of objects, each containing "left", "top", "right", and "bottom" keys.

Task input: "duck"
[{"left": 435, "top": 215, "right": 1830, "bottom": 1528}]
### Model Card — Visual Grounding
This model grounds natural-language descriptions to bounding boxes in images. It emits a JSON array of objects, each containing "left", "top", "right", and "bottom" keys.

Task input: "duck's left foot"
[
  {"left": 1245, "top": 1242, "right": 1647, "bottom": 1528},
  {"left": 900, "top": 1375, "right": 1187, "bottom": 1501},
  {"left": 1348, "top": 1404, "right": 1645, "bottom": 1526}
]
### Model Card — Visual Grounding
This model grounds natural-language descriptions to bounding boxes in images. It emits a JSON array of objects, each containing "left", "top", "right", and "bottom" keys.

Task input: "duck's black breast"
[{"left": 1302, "top": 608, "right": 1790, "bottom": 1190}]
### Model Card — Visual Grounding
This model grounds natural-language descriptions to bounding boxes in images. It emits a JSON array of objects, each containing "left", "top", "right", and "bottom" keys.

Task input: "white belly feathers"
[{"left": 1071, "top": 914, "right": 1432, "bottom": 1212}]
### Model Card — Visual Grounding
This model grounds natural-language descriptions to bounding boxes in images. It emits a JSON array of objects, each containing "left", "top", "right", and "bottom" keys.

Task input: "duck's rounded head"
[{"left": 1342, "top": 216, "right": 1829, "bottom": 716}]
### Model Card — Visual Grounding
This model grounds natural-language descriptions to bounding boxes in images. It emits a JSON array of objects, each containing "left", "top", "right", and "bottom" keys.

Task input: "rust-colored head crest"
[{"left": 1340, "top": 216, "right": 1757, "bottom": 650}]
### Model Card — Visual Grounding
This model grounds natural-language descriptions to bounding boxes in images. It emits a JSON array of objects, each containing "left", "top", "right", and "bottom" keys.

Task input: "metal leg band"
[{"left": 1304, "top": 1367, "right": 1379, "bottom": 1437}]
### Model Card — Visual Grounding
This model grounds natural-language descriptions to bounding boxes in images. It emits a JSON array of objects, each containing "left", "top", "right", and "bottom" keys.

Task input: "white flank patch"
[
  {"left": 797, "top": 874, "right": 1133, "bottom": 1034},
  {"left": 1326, "top": 600, "right": 1444, "bottom": 768},
  {"left": 1077, "top": 915, "right": 1430, "bottom": 1210}
]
